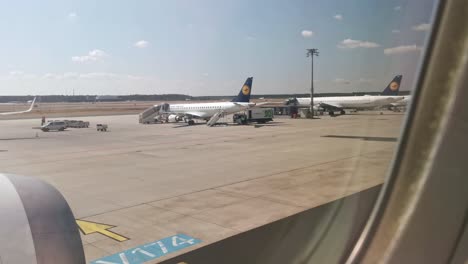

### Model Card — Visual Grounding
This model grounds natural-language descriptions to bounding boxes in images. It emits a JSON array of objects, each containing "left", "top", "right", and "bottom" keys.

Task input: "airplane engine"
[
  {"left": 0, "top": 173, "right": 85, "bottom": 264},
  {"left": 168, "top": 114, "right": 183, "bottom": 122}
]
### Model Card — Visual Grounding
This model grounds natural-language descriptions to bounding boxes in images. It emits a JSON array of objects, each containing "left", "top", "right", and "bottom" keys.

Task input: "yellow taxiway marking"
[{"left": 76, "top": 219, "right": 129, "bottom": 242}]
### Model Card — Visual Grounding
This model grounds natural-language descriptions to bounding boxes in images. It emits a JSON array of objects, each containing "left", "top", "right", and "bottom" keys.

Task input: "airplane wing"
[
  {"left": 233, "top": 102, "right": 257, "bottom": 108},
  {"left": 245, "top": 102, "right": 275, "bottom": 109},
  {"left": 0, "top": 97, "right": 36, "bottom": 116},
  {"left": 252, "top": 102, "right": 269, "bottom": 107},
  {"left": 319, "top": 102, "right": 343, "bottom": 110},
  {"left": 184, "top": 112, "right": 206, "bottom": 119}
]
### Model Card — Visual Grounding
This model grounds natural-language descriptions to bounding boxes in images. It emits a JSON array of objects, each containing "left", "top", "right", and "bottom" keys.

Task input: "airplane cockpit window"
[{"left": 3, "top": 1, "right": 466, "bottom": 264}]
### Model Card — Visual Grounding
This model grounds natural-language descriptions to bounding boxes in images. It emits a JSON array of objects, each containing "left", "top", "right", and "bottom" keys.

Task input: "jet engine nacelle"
[
  {"left": 0, "top": 174, "right": 85, "bottom": 264},
  {"left": 167, "top": 114, "right": 183, "bottom": 122}
]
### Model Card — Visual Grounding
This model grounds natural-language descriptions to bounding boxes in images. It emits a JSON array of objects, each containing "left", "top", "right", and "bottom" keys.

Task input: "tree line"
[{"left": 0, "top": 90, "right": 411, "bottom": 103}]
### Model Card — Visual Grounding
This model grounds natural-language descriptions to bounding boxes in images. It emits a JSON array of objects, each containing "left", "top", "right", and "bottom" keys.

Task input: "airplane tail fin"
[
  {"left": 0, "top": 97, "right": 36, "bottom": 116},
  {"left": 27, "top": 97, "right": 36, "bottom": 112},
  {"left": 231, "top": 77, "right": 253, "bottom": 102},
  {"left": 382, "top": 75, "right": 402, "bottom": 95}
]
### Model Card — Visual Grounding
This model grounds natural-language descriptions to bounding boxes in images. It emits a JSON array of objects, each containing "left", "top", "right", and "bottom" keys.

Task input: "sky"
[{"left": 0, "top": 0, "right": 436, "bottom": 96}]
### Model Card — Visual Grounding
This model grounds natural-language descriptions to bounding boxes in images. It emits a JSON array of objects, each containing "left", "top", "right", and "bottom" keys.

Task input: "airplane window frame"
[
  {"left": 345, "top": 0, "right": 468, "bottom": 262},
  {"left": 157, "top": 0, "right": 468, "bottom": 263}
]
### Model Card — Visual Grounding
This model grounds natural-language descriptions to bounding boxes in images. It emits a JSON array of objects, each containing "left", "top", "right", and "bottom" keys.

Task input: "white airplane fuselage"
[
  {"left": 390, "top": 95, "right": 411, "bottom": 107},
  {"left": 295, "top": 95, "right": 403, "bottom": 110},
  {"left": 163, "top": 102, "right": 255, "bottom": 119}
]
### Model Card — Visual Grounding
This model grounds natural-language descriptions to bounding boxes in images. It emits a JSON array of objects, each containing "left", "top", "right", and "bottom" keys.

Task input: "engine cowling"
[
  {"left": 168, "top": 114, "right": 183, "bottom": 122},
  {"left": 0, "top": 174, "right": 85, "bottom": 264}
]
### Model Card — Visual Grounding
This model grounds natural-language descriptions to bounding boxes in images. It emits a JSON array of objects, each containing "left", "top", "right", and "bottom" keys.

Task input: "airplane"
[
  {"left": 285, "top": 75, "right": 404, "bottom": 116},
  {"left": 156, "top": 78, "right": 256, "bottom": 126},
  {"left": 0, "top": 97, "right": 36, "bottom": 116},
  {"left": 379, "top": 75, "right": 412, "bottom": 110},
  {"left": 389, "top": 95, "right": 412, "bottom": 111}
]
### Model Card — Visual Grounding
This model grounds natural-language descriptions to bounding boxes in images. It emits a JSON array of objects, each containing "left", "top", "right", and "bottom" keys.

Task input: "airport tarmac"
[{"left": 0, "top": 112, "right": 404, "bottom": 263}]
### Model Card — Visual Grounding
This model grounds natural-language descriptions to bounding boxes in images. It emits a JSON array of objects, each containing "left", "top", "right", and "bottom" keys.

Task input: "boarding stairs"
[
  {"left": 206, "top": 111, "right": 225, "bottom": 127},
  {"left": 139, "top": 103, "right": 170, "bottom": 124}
]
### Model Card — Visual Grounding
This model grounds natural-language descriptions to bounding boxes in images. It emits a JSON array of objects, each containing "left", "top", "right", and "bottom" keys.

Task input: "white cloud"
[
  {"left": 301, "top": 30, "right": 314, "bottom": 38},
  {"left": 412, "top": 23, "right": 431, "bottom": 31},
  {"left": 89, "top": 49, "right": 106, "bottom": 56},
  {"left": 40, "top": 72, "right": 147, "bottom": 81},
  {"left": 6, "top": 71, "right": 37, "bottom": 79},
  {"left": 68, "top": 12, "right": 78, "bottom": 20},
  {"left": 337, "top": 38, "right": 380, "bottom": 49},
  {"left": 333, "top": 14, "right": 343, "bottom": 21},
  {"left": 43, "top": 73, "right": 59, "bottom": 79},
  {"left": 134, "top": 40, "right": 149, "bottom": 48},
  {"left": 72, "top": 49, "right": 107, "bottom": 63},
  {"left": 63, "top": 72, "right": 80, "bottom": 79},
  {"left": 333, "top": 78, "right": 351, "bottom": 85},
  {"left": 394, "top": 6, "right": 401, "bottom": 11},
  {"left": 126, "top": 75, "right": 145, "bottom": 80},
  {"left": 392, "top": 29, "right": 401, "bottom": 33},
  {"left": 9, "top": 71, "right": 24, "bottom": 76},
  {"left": 0, "top": 71, "right": 38, "bottom": 80},
  {"left": 25, "top": 74, "right": 37, "bottom": 79},
  {"left": 358, "top": 78, "right": 373, "bottom": 84},
  {"left": 79, "top": 72, "right": 119, "bottom": 79},
  {"left": 384, "top": 45, "right": 422, "bottom": 55}
]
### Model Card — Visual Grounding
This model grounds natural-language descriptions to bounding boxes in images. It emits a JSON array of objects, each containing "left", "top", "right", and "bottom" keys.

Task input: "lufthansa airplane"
[
  {"left": 0, "top": 97, "right": 36, "bottom": 116},
  {"left": 158, "top": 78, "right": 256, "bottom": 125},
  {"left": 286, "top": 76, "right": 404, "bottom": 115},
  {"left": 390, "top": 95, "right": 412, "bottom": 110}
]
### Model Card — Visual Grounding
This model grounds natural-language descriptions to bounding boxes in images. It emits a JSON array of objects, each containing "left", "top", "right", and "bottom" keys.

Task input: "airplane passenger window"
[{"left": 0, "top": 1, "right": 453, "bottom": 264}]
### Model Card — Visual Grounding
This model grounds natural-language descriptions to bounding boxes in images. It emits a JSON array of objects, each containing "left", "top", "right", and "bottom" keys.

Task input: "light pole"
[{"left": 306, "top": 48, "right": 319, "bottom": 117}]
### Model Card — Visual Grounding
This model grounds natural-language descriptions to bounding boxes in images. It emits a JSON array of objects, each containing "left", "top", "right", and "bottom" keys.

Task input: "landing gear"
[
  {"left": 188, "top": 120, "right": 195, "bottom": 125},
  {"left": 340, "top": 110, "right": 346, "bottom": 115},
  {"left": 329, "top": 111, "right": 335, "bottom": 116}
]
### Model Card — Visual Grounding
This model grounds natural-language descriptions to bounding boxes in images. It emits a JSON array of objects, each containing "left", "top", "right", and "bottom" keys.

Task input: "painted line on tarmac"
[{"left": 90, "top": 234, "right": 201, "bottom": 264}]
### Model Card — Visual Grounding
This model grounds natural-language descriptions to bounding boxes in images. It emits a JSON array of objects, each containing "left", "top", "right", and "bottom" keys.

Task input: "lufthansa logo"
[
  {"left": 390, "top": 82, "right": 399, "bottom": 91},
  {"left": 242, "top": 85, "right": 250, "bottom": 95}
]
